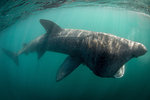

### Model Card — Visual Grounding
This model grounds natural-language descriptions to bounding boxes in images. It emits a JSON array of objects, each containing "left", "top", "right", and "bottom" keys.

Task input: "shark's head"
[
  {"left": 93, "top": 42, "right": 147, "bottom": 79},
  {"left": 132, "top": 42, "right": 147, "bottom": 58}
]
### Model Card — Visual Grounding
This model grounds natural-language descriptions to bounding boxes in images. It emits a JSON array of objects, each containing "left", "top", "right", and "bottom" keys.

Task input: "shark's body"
[{"left": 2, "top": 19, "right": 147, "bottom": 81}]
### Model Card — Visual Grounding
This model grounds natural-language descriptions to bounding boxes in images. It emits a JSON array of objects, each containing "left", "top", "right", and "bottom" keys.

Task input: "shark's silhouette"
[{"left": 2, "top": 19, "right": 147, "bottom": 81}]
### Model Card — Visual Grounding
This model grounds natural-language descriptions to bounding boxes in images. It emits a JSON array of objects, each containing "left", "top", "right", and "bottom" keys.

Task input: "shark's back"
[{"left": 56, "top": 29, "right": 94, "bottom": 38}]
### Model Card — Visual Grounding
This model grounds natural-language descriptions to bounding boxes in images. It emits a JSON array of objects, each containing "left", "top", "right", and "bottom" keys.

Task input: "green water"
[{"left": 0, "top": 6, "right": 150, "bottom": 100}]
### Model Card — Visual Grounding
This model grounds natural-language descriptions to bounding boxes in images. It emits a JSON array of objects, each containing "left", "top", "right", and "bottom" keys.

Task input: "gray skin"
[{"left": 2, "top": 19, "right": 147, "bottom": 82}]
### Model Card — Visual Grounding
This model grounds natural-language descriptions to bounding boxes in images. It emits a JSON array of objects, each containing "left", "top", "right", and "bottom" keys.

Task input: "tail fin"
[{"left": 2, "top": 48, "right": 19, "bottom": 65}]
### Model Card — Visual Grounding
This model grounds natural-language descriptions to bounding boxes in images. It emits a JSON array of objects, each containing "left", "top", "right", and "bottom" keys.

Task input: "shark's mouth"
[{"left": 114, "top": 65, "right": 125, "bottom": 78}]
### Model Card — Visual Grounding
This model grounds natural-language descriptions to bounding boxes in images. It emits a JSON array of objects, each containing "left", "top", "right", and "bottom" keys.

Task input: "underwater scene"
[{"left": 0, "top": 0, "right": 150, "bottom": 100}]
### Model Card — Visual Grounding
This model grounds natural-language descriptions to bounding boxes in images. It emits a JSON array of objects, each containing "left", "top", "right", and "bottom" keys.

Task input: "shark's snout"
[
  {"left": 138, "top": 44, "right": 147, "bottom": 55},
  {"left": 133, "top": 43, "right": 147, "bottom": 57}
]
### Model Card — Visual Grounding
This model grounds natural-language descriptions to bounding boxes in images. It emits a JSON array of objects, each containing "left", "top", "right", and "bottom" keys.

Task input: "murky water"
[{"left": 0, "top": 6, "right": 150, "bottom": 100}]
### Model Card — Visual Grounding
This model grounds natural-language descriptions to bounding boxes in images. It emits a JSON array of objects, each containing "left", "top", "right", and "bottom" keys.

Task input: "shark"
[{"left": 2, "top": 19, "right": 147, "bottom": 81}]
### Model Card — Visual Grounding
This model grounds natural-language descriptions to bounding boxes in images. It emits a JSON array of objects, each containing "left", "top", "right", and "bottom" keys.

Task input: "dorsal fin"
[{"left": 40, "top": 19, "right": 62, "bottom": 34}]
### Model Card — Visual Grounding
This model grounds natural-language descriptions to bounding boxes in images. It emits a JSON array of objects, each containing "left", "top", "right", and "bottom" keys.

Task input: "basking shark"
[{"left": 2, "top": 19, "right": 147, "bottom": 81}]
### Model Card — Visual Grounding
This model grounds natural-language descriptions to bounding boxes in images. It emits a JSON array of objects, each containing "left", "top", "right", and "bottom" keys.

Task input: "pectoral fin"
[
  {"left": 56, "top": 56, "right": 82, "bottom": 82},
  {"left": 114, "top": 65, "right": 125, "bottom": 78}
]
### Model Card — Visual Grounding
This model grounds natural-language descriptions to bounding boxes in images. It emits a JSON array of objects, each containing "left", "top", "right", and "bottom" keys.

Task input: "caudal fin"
[{"left": 2, "top": 48, "right": 19, "bottom": 65}]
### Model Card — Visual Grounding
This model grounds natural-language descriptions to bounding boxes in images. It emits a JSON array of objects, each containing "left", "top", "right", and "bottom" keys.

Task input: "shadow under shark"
[{"left": 2, "top": 19, "right": 147, "bottom": 82}]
